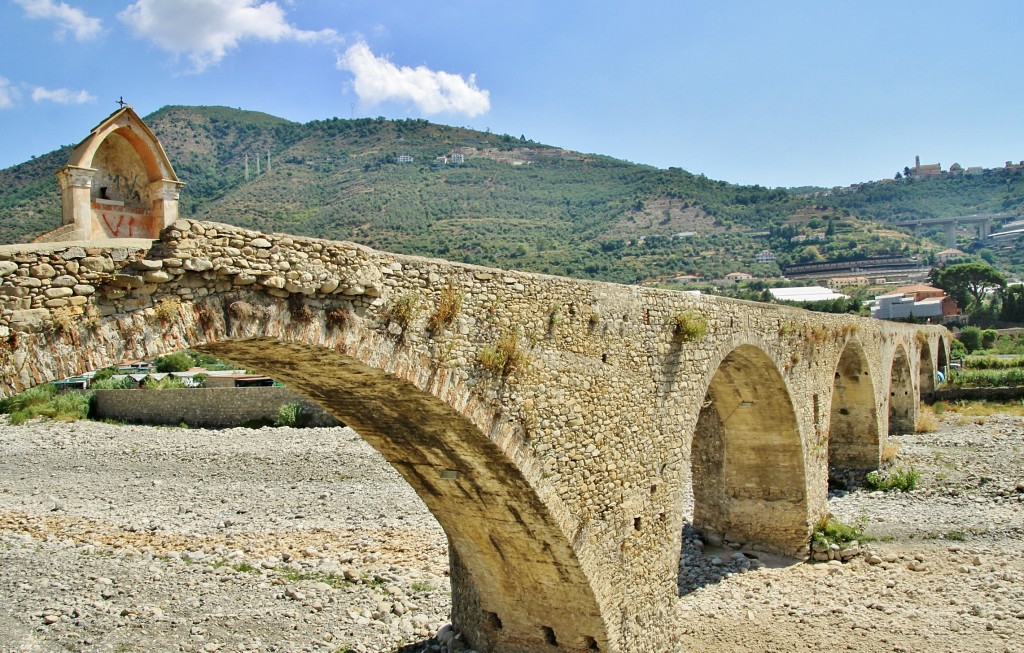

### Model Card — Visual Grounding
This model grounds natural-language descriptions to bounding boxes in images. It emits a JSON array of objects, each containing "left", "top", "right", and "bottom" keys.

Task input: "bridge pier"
[
  {"left": 0, "top": 221, "right": 951, "bottom": 652},
  {"left": 945, "top": 221, "right": 958, "bottom": 248}
]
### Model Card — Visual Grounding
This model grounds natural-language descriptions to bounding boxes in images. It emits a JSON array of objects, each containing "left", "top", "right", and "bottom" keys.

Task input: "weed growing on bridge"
[
  {"left": 197, "top": 304, "right": 220, "bottom": 331},
  {"left": 428, "top": 286, "right": 462, "bottom": 333},
  {"left": 547, "top": 303, "right": 563, "bottom": 331},
  {"left": 326, "top": 307, "right": 349, "bottom": 330},
  {"left": 479, "top": 329, "right": 528, "bottom": 377},
  {"left": 778, "top": 320, "right": 799, "bottom": 338},
  {"left": 155, "top": 297, "right": 182, "bottom": 323},
  {"left": 228, "top": 300, "right": 255, "bottom": 321},
  {"left": 382, "top": 293, "right": 421, "bottom": 333},
  {"left": 806, "top": 324, "right": 831, "bottom": 344},
  {"left": 288, "top": 294, "right": 315, "bottom": 322},
  {"left": 50, "top": 306, "right": 79, "bottom": 337},
  {"left": 671, "top": 311, "right": 707, "bottom": 342},
  {"left": 865, "top": 467, "right": 919, "bottom": 492}
]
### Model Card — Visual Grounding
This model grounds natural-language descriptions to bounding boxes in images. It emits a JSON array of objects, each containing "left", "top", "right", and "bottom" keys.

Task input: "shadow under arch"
[
  {"left": 187, "top": 337, "right": 610, "bottom": 653},
  {"left": 918, "top": 339, "right": 937, "bottom": 400},
  {"left": 828, "top": 339, "right": 880, "bottom": 480},
  {"left": 937, "top": 336, "right": 950, "bottom": 378},
  {"left": 689, "top": 344, "right": 808, "bottom": 556},
  {"left": 888, "top": 345, "right": 916, "bottom": 434}
]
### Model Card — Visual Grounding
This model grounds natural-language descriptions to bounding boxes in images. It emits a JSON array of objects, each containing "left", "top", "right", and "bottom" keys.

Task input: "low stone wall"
[{"left": 91, "top": 386, "right": 342, "bottom": 428}]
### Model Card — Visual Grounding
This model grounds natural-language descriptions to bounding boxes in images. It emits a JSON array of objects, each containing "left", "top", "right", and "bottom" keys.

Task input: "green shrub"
[
  {"left": 958, "top": 326, "right": 982, "bottom": 354},
  {"left": 947, "top": 368, "right": 1024, "bottom": 387},
  {"left": 982, "top": 329, "right": 998, "bottom": 349},
  {"left": 154, "top": 351, "right": 194, "bottom": 373},
  {"left": 963, "top": 355, "right": 1024, "bottom": 370},
  {"left": 276, "top": 403, "right": 310, "bottom": 428},
  {"left": 91, "top": 367, "right": 118, "bottom": 383},
  {"left": 950, "top": 338, "right": 968, "bottom": 359},
  {"left": 865, "top": 467, "right": 919, "bottom": 492},
  {"left": 1, "top": 384, "right": 90, "bottom": 424},
  {"left": 812, "top": 515, "right": 864, "bottom": 547},
  {"left": 90, "top": 377, "right": 135, "bottom": 390}
]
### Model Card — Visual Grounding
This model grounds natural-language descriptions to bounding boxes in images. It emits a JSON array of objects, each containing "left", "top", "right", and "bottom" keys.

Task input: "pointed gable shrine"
[{"left": 54, "top": 106, "right": 184, "bottom": 241}]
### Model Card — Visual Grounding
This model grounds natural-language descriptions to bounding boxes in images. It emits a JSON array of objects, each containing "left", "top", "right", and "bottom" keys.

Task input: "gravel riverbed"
[{"left": 1, "top": 411, "right": 1022, "bottom": 653}]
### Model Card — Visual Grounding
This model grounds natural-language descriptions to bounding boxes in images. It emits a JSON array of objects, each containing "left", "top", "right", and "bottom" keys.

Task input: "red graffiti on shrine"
[{"left": 101, "top": 212, "right": 143, "bottom": 237}]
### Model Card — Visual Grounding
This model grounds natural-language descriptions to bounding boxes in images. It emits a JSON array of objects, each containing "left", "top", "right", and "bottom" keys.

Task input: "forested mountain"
[{"left": 1, "top": 106, "right": 1021, "bottom": 283}]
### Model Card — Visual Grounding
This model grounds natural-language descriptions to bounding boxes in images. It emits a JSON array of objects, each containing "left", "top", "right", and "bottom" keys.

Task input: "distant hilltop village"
[
  {"left": 807, "top": 155, "right": 1024, "bottom": 198},
  {"left": 902, "top": 154, "right": 1024, "bottom": 178}
]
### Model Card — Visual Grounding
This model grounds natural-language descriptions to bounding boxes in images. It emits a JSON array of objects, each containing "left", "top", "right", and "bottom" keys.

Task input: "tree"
[
  {"left": 933, "top": 262, "right": 1006, "bottom": 311},
  {"left": 1000, "top": 284, "right": 1024, "bottom": 323},
  {"left": 982, "top": 329, "right": 998, "bottom": 349},
  {"left": 154, "top": 351, "right": 194, "bottom": 373},
  {"left": 958, "top": 326, "right": 982, "bottom": 353}
]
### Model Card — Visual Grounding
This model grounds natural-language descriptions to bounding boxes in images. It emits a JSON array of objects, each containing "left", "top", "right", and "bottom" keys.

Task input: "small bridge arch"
[
  {"left": 888, "top": 344, "right": 916, "bottom": 434},
  {"left": 689, "top": 343, "right": 808, "bottom": 556},
  {"left": 828, "top": 337, "right": 880, "bottom": 476}
]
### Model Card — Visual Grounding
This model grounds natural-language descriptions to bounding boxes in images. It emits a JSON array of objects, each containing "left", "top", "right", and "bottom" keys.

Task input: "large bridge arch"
[
  {"left": 828, "top": 338, "right": 880, "bottom": 477},
  {"left": 689, "top": 343, "right": 809, "bottom": 556},
  {"left": 4, "top": 290, "right": 613, "bottom": 653}
]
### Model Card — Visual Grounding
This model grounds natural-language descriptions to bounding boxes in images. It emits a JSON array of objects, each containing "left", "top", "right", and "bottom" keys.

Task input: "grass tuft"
[
  {"left": 671, "top": 311, "right": 707, "bottom": 342},
  {"left": 865, "top": 467, "right": 919, "bottom": 492},
  {"left": 478, "top": 330, "right": 528, "bottom": 378},
  {"left": 428, "top": 286, "right": 462, "bottom": 333},
  {"left": 812, "top": 515, "right": 864, "bottom": 547}
]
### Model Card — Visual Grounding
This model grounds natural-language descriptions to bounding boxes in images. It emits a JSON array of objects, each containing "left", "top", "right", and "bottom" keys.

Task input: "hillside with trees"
[{"left": 1, "top": 106, "right": 1021, "bottom": 284}]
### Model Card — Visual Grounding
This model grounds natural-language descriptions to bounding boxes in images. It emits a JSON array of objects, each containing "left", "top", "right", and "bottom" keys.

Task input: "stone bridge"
[{"left": 0, "top": 220, "right": 949, "bottom": 653}]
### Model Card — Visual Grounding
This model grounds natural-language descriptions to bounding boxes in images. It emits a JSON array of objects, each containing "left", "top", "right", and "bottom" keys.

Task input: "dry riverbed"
[{"left": 1, "top": 410, "right": 1022, "bottom": 653}]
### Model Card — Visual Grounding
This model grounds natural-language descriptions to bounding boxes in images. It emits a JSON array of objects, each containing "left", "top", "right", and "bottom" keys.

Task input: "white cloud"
[
  {"left": 0, "top": 77, "right": 20, "bottom": 108},
  {"left": 119, "top": 0, "right": 339, "bottom": 71},
  {"left": 31, "top": 86, "right": 95, "bottom": 104},
  {"left": 13, "top": 0, "right": 102, "bottom": 42},
  {"left": 337, "top": 41, "right": 490, "bottom": 118}
]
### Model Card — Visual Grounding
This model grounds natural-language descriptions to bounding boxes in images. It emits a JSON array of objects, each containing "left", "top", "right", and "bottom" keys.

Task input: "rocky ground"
[{"left": 1, "top": 409, "right": 1022, "bottom": 653}]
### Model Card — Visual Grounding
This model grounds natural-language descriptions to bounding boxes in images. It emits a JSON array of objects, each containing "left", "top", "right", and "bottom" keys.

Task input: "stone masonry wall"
[
  {"left": 91, "top": 386, "right": 342, "bottom": 428},
  {"left": 0, "top": 220, "right": 952, "bottom": 653}
]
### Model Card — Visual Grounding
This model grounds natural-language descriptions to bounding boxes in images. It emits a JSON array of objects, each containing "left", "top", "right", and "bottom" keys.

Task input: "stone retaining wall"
[{"left": 90, "top": 386, "right": 342, "bottom": 428}]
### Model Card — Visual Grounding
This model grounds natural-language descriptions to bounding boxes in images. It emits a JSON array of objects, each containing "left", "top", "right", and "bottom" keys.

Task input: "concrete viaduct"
[{"left": 0, "top": 220, "right": 949, "bottom": 653}]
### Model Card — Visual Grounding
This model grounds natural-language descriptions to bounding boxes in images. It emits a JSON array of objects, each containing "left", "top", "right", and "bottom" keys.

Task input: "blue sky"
[{"left": 1, "top": 0, "right": 1021, "bottom": 188}]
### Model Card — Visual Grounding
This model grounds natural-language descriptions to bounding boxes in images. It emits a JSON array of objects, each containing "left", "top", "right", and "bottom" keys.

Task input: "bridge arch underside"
[
  {"left": 828, "top": 341, "right": 880, "bottom": 478},
  {"left": 889, "top": 346, "right": 916, "bottom": 435},
  {"left": 192, "top": 338, "right": 611, "bottom": 653},
  {"left": 690, "top": 345, "right": 809, "bottom": 556},
  {"left": 919, "top": 341, "right": 936, "bottom": 399}
]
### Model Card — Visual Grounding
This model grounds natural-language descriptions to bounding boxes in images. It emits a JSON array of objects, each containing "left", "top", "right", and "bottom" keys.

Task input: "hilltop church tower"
[{"left": 42, "top": 106, "right": 184, "bottom": 242}]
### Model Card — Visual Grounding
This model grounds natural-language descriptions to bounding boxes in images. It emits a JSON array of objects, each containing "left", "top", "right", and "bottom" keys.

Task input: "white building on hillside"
[{"left": 769, "top": 286, "right": 848, "bottom": 302}]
